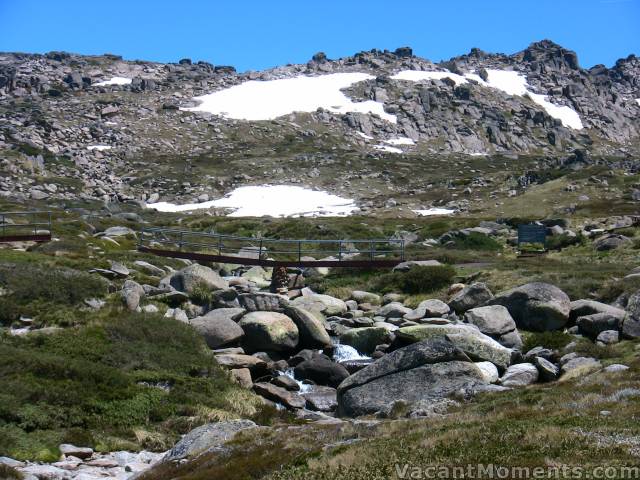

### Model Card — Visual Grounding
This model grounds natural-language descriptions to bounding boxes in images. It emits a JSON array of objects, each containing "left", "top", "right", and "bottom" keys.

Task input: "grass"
[
  {"left": 0, "top": 311, "right": 270, "bottom": 461},
  {"left": 0, "top": 262, "right": 109, "bottom": 326},
  {"left": 140, "top": 343, "right": 640, "bottom": 480},
  {"left": 521, "top": 331, "right": 574, "bottom": 353}
]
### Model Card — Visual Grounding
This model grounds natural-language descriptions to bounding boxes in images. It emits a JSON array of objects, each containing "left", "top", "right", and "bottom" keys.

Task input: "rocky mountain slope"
[{"left": 0, "top": 40, "right": 639, "bottom": 212}]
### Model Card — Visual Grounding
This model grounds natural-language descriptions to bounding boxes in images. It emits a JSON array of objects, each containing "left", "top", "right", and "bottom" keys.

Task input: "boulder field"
[{"left": 112, "top": 262, "right": 640, "bottom": 420}]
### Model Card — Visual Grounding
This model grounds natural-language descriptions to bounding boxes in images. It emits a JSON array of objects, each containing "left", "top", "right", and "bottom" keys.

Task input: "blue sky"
[{"left": 0, "top": 0, "right": 638, "bottom": 72}]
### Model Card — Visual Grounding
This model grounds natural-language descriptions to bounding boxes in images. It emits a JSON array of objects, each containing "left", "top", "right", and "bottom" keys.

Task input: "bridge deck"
[{"left": 138, "top": 227, "right": 405, "bottom": 268}]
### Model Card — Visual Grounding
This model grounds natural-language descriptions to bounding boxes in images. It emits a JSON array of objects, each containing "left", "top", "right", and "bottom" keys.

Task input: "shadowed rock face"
[
  {"left": 489, "top": 282, "right": 570, "bottom": 331},
  {"left": 336, "top": 339, "right": 486, "bottom": 417}
]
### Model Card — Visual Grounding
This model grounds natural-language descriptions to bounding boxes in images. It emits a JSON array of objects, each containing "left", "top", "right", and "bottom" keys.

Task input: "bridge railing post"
[
  {"left": 178, "top": 231, "right": 184, "bottom": 251},
  {"left": 259, "top": 238, "right": 263, "bottom": 259},
  {"left": 1, "top": 213, "right": 5, "bottom": 238},
  {"left": 338, "top": 240, "right": 342, "bottom": 262},
  {"left": 298, "top": 240, "right": 302, "bottom": 264}
]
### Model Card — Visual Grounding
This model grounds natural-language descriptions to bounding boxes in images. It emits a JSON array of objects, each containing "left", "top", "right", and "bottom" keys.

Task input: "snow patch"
[
  {"left": 93, "top": 76, "right": 132, "bottom": 87},
  {"left": 413, "top": 208, "right": 456, "bottom": 216},
  {"left": 147, "top": 185, "right": 358, "bottom": 217},
  {"left": 393, "top": 68, "right": 583, "bottom": 130},
  {"left": 384, "top": 137, "right": 415, "bottom": 146},
  {"left": 391, "top": 70, "right": 467, "bottom": 85},
  {"left": 87, "top": 145, "right": 112, "bottom": 151},
  {"left": 184, "top": 73, "right": 396, "bottom": 123},
  {"left": 374, "top": 145, "right": 403, "bottom": 154},
  {"left": 356, "top": 131, "right": 373, "bottom": 140},
  {"left": 636, "top": 98, "right": 640, "bottom": 106}
]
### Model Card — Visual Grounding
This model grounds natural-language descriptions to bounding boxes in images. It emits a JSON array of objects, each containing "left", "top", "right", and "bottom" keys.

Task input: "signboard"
[{"left": 517, "top": 224, "right": 546, "bottom": 248}]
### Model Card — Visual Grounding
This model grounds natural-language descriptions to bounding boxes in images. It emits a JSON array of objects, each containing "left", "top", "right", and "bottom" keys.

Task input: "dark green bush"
[
  {"left": 449, "top": 232, "right": 502, "bottom": 251},
  {"left": 521, "top": 331, "right": 573, "bottom": 353},
  {"left": 546, "top": 233, "right": 584, "bottom": 251},
  {"left": 0, "top": 313, "right": 254, "bottom": 460},
  {"left": 0, "top": 263, "right": 108, "bottom": 326},
  {"left": 374, "top": 265, "right": 456, "bottom": 295}
]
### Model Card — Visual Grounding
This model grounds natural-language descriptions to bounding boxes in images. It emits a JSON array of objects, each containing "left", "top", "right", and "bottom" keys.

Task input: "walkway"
[{"left": 138, "top": 227, "right": 405, "bottom": 268}]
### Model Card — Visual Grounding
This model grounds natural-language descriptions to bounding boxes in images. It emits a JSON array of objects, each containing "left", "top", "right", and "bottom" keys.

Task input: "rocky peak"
[{"left": 522, "top": 39, "right": 580, "bottom": 71}]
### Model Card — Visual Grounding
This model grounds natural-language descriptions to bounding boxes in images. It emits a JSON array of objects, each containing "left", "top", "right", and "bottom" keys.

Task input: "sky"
[{"left": 0, "top": 0, "right": 638, "bottom": 72}]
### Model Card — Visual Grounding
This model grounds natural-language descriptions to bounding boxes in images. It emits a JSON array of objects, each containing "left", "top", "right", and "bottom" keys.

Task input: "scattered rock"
[
  {"left": 500, "top": 363, "right": 539, "bottom": 387},
  {"left": 121, "top": 279, "right": 144, "bottom": 311},
  {"left": 449, "top": 283, "right": 494, "bottom": 313},
  {"left": 253, "top": 382, "right": 305, "bottom": 409},
  {"left": 59, "top": 444, "right": 93, "bottom": 459},
  {"left": 164, "top": 420, "right": 257, "bottom": 461},
  {"left": 169, "top": 264, "right": 228, "bottom": 294},
  {"left": 284, "top": 306, "right": 331, "bottom": 348},
  {"left": 339, "top": 327, "right": 393, "bottom": 354},
  {"left": 238, "top": 311, "right": 299, "bottom": 352},
  {"left": 188, "top": 308, "right": 246, "bottom": 349},
  {"left": 534, "top": 356, "right": 559, "bottom": 381},
  {"left": 337, "top": 339, "right": 484, "bottom": 417},
  {"left": 490, "top": 282, "right": 570, "bottom": 331},
  {"left": 294, "top": 356, "right": 350, "bottom": 388}
]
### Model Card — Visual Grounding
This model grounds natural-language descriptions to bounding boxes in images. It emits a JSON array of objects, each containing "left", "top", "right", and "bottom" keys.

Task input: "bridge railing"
[
  {"left": 138, "top": 227, "right": 405, "bottom": 266},
  {"left": 0, "top": 211, "right": 52, "bottom": 242}
]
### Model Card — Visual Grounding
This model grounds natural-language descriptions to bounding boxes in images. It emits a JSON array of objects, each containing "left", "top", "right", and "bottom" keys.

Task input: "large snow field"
[
  {"left": 392, "top": 69, "right": 583, "bottom": 130},
  {"left": 147, "top": 185, "right": 359, "bottom": 217},
  {"left": 183, "top": 73, "right": 396, "bottom": 123},
  {"left": 93, "top": 76, "right": 132, "bottom": 86}
]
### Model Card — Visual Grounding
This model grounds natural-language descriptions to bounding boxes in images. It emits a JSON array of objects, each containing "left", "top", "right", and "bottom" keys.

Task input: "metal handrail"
[
  {"left": 138, "top": 226, "right": 405, "bottom": 265},
  {"left": 0, "top": 211, "right": 52, "bottom": 242}
]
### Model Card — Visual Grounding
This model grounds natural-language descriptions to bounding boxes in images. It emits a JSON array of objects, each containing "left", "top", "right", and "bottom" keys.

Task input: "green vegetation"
[
  {"left": 0, "top": 311, "right": 267, "bottom": 461},
  {"left": 448, "top": 232, "right": 503, "bottom": 251},
  {"left": 141, "top": 347, "right": 640, "bottom": 480},
  {"left": 521, "top": 330, "right": 574, "bottom": 353},
  {"left": 0, "top": 263, "right": 108, "bottom": 326},
  {"left": 374, "top": 265, "right": 457, "bottom": 295}
]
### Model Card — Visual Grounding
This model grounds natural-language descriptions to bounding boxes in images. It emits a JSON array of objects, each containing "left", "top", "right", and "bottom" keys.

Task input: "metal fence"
[
  {"left": 0, "top": 211, "right": 52, "bottom": 242},
  {"left": 138, "top": 227, "right": 405, "bottom": 267}
]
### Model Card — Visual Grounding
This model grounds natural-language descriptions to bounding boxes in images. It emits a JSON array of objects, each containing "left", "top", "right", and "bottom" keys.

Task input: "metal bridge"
[
  {"left": 138, "top": 227, "right": 405, "bottom": 268},
  {"left": 0, "top": 211, "right": 52, "bottom": 243}
]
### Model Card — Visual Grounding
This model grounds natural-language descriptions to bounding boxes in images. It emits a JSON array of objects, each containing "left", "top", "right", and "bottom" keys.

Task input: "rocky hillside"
[{"left": 0, "top": 40, "right": 639, "bottom": 212}]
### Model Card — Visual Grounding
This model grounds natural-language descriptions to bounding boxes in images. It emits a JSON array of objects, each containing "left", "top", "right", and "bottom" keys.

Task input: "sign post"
[{"left": 517, "top": 224, "right": 547, "bottom": 253}]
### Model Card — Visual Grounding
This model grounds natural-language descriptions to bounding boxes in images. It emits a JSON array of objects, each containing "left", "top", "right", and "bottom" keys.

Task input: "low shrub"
[
  {"left": 521, "top": 330, "right": 574, "bottom": 353},
  {"left": 546, "top": 233, "right": 585, "bottom": 251},
  {"left": 0, "top": 313, "right": 258, "bottom": 459},
  {"left": 374, "top": 265, "right": 456, "bottom": 295},
  {"left": 449, "top": 232, "right": 502, "bottom": 251},
  {"left": 189, "top": 280, "right": 213, "bottom": 305},
  {"left": 0, "top": 263, "right": 108, "bottom": 326}
]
